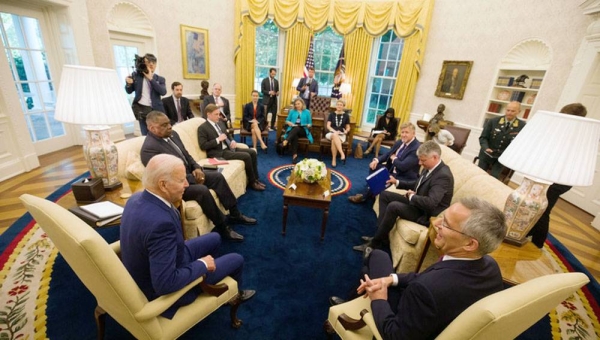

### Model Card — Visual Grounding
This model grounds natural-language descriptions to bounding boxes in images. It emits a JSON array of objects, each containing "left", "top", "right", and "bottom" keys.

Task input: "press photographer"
[{"left": 125, "top": 53, "right": 166, "bottom": 135}]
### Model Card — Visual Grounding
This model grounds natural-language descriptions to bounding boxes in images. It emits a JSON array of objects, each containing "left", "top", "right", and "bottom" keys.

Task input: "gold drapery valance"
[{"left": 234, "top": 0, "right": 434, "bottom": 127}]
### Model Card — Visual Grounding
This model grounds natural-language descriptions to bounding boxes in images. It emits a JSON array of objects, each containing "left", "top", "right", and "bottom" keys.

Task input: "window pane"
[
  {"left": 47, "top": 111, "right": 64, "bottom": 137},
  {"left": 22, "top": 16, "right": 43, "bottom": 49},
  {"left": 254, "top": 19, "right": 279, "bottom": 96},
  {"left": 21, "top": 82, "right": 42, "bottom": 112},
  {"left": 29, "top": 113, "right": 50, "bottom": 141},
  {"left": 1, "top": 13, "right": 25, "bottom": 48},
  {"left": 31, "top": 50, "right": 51, "bottom": 81},
  {"left": 12, "top": 50, "right": 31, "bottom": 81}
]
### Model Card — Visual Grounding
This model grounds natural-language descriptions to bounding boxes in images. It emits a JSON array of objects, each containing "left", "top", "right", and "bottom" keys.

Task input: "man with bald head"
[
  {"left": 478, "top": 101, "right": 526, "bottom": 179},
  {"left": 120, "top": 154, "right": 255, "bottom": 319}
]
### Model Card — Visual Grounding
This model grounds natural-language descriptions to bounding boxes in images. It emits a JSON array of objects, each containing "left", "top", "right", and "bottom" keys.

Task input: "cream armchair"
[
  {"left": 325, "top": 272, "right": 589, "bottom": 340},
  {"left": 20, "top": 194, "right": 243, "bottom": 340}
]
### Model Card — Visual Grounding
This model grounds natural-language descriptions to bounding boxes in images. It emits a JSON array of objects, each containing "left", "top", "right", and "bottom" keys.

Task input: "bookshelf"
[{"left": 483, "top": 39, "right": 551, "bottom": 126}]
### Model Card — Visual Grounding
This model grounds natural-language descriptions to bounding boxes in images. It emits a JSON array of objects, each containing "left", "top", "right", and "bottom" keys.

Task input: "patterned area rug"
[
  {"left": 267, "top": 164, "right": 351, "bottom": 196},
  {"left": 1, "top": 174, "right": 599, "bottom": 339}
]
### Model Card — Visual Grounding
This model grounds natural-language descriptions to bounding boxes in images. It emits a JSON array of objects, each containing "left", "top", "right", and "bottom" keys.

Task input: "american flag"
[
  {"left": 331, "top": 41, "right": 346, "bottom": 99},
  {"left": 303, "top": 36, "right": 314, "bottom": 77}
]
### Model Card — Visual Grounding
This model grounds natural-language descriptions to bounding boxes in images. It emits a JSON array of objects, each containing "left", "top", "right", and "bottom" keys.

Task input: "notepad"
[
  {"left": 80, "top": 201, "right": 124, "bottom": 219},
  {"left": 366, "top": 167, "right": 391, "bottom": 195},
  {"left": 208, "top": 158, "right": 229, "bottom": 165}
]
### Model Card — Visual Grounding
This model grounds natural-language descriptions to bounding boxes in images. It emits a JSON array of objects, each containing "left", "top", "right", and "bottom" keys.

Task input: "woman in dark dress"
[
  {"left": 365, "top": 107, "right": 398, "bottom": 157},
  {"left": 325, "top": 99, "right": 350, "bottom": 167},
  {"left": 242, "top": 90, "right": 267, "bottom": 151}
]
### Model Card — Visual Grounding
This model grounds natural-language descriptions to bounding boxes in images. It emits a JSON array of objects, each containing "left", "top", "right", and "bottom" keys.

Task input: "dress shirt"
[{"left": 139, "top": 78, "right": 152, "bottom": 106}]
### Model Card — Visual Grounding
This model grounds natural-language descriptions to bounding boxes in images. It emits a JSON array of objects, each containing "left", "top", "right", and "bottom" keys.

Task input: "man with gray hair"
[
  {"left": 354, "top": 141, "right": 454, "bottom": 254},
  {"left": 120, "top": 154, "right": 255, "bottom": 319},
  {"left": 331, "top": 197, "right": 506, "bottom": 339}
]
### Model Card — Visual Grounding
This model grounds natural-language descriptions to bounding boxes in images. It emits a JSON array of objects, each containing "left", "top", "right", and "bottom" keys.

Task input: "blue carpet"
[{"left": 2, "top": 134, "right": 598, "bottom": 339}]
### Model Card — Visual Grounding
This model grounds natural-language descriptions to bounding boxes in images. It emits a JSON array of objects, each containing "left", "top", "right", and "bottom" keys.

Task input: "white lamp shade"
[
  {"left": 499, "top": 110, "right": 600, "bottom": 186},
  {"left": 55, "top": 65, "right": 135, "bottom": 125},
  {"left": 339, "top": 83, "right": 351, "bottom": 94}
]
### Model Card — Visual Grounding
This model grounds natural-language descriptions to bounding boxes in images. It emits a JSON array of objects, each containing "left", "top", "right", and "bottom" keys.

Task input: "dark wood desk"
[{"left": 282, "top": 170, "right": 332, "bottom": 240}]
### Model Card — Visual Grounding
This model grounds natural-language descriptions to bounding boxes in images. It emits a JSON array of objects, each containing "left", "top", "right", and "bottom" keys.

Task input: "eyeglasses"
[{"left": 436, "top": 215, "right": 476, "bottom": 240}]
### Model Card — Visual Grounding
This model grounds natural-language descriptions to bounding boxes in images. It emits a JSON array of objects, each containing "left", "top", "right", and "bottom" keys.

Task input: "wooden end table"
[{"left": 282, "top": 170, "right": 332, "bottom": 240}]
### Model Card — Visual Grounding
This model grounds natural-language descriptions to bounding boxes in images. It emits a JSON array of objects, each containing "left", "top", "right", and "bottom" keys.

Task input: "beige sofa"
[
  {"left": 375, "top": 145, "right": 513, "bottom": 273},
  {"left": 115, "top": 117, "right": 248, "bottom": 238}
]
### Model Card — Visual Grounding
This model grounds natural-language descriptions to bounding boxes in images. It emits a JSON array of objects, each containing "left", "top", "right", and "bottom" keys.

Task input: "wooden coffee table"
[{"left": 282, "top": 170, "right": 332, "bottom": 240}]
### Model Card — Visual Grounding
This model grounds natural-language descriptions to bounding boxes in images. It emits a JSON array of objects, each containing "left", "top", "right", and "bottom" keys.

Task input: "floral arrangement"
[{"left": 294, "top": 158, "right": 327, "bottom": 183}]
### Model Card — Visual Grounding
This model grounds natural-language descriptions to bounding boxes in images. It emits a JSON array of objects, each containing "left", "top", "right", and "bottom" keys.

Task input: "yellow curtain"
[
  {"left": 235, "top": 0, "right": 435, "bottom": 129},
  {"left": 345, "top": 28, "right": 373, "bottom": 126},
  {"left": 280, "top": 24, "right": 312, "bottom": 111},
  {"left": 234, "top": 16, "right": 256, "bottom": 126}
]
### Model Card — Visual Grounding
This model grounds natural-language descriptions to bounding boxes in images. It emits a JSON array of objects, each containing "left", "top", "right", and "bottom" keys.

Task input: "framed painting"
[
  {"left": 181, "top": 25, "right": 209, "bottom": 79},
  {"left": 434, "top": 60, "right": 473, "bottom": 100}
]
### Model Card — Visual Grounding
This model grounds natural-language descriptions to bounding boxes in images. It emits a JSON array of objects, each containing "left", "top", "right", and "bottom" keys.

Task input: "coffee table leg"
[
  {"left": 282, "top": 203, "right": 288, "bottom": 236},
  {"left": 320, "top": 207, "right": 329, "bottom": 241}
]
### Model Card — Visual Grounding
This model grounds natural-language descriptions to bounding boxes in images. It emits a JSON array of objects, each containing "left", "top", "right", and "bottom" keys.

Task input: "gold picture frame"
[
  {"left": 434, "top": 60, "right": 473, "bottom": 100},
  {"left": 181, "top": 25, "right": 209, "bottom": 79}
]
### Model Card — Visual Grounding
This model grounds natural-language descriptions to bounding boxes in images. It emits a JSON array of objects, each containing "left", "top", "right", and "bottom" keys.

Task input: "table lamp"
[
  {"left": 55, "top": 65, "right": 135, "bottom": 189},
  {"left": 498, "top": 110, "right": 600, "bottom": 246}
]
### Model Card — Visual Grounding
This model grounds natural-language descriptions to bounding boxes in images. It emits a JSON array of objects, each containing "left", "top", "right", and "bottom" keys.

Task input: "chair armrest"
[
  {"left": 134, "top": 276, "right": 230, "bottom": 321},
  {"left": 109, "top": 241, "right": 121, "bottom": 256},
  {"left": 362, "top": 309, "right": 383, "bottom": 340}
]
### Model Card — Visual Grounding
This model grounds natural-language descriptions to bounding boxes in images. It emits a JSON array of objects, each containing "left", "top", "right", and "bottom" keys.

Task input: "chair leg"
[
  {"left": 229, "top": 295, "right": 243, "bottom": 329},
  {"left": 94, "top": 305, "right": 106, "bottom": 340}
]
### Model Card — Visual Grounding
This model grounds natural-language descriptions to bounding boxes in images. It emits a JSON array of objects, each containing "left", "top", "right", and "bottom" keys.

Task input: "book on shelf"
[
  {"left": 69, "top": 206, "right": 122, "bottom": 227},
  {"left": 523, "top": 109, "right": 531, "bottom": 119},
  {"left": 496, "top": 76, "right": 515, "bottom": 87},
  {"left": 530, "top": 78, "right": 543, "bottom": 89},
  {"left": 208, "top": 158, "right": 229, "bottom": 165},
  {"left": 80, "top": 201, "right": 124, "bottom": 219},
  {"left": 510, "top": 91, "right": 525, "bottom": 102},
  {"left": 366, "top": 167, "right": 391, "bottom": 196},
  {"left": 487, "top": 102, "right": 501, "bottom": 113}
]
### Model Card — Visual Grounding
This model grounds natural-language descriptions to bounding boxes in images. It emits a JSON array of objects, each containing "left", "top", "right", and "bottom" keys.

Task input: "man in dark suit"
[
  {"left": 198, "top": 104, "right": 265, "bottom": 191},
  {"left": 125, "top": 53, "right": 166, "bottom": 135},
  {"left": 296, "top": 67, "right": 318, "bottom": 110},
  {"left": 478, "top": 101, "right": 526, "bottom": 178},
  {"left": 162, "top": 82, "right": 194, "bottom": 125},
  {"left": 141, "top": 111, "right": 257, "bottom": 242},
  {"left": 349, "top": 122, "right": 421, "bottom": 204},
  {"left": 330, "top": 197, "right": 506, "bottom": 339},
  {"left": 261, "top": 68, "right": 279, "bottom": 130},
  {"left": 120, "top": 154, "right": 255, "bottom": 319},
  {"left": 203, "top": 83, "right": 231, "bottom": 128},
  {"left": 354, "top": 141, "right": 454, "bottom": 252}
]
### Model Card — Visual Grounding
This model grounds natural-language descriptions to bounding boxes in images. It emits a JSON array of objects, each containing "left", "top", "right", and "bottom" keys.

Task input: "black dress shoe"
[
  {"left": 229, "top": 214, "right": 257, "bottom": 225},
  {"left": 329, "top": 296, "right": 346, "bottom": 306},
  {"left": 361, "top": 236, "right": 373, "bottom": 242},
  {"left": 239, "top": 289, "right": 256, "bottom": 302},
  {"left": 255, "top": 180, "right": 267, "bottom": 187},
  {"left": 250, "top": 182, "right": 265, "bottom": 191},
  {"left": 220, "top": 226, "right": 244, "bottom": 242}
]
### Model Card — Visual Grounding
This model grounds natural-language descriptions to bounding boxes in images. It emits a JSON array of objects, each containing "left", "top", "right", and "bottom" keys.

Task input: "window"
[
  {"left": 254, "top": 20, "right": 279, "bottom": 94},
  {"left": 0, "top": 12, "right": 63, "bottom": 142},
  {"left": 363, "top": 31, "right": 404, "bottom": 127},
  {"left": 313, "top": 27, "right": 343, "bottom": 96}
]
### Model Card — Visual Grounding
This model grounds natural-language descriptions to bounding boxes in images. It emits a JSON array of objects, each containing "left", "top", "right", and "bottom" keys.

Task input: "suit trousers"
[
  {"left": 184, "top": 232, "right": 244, "bottom": 289},
  {"left": 285, "top": 126, "right": 307, "bottom": 155},
  {"left": 477, "top": 151, "right": 505, "bottom": 179},
  {"left": 203, "top": 169, "right": 237, "bottom": 210},
  {"left": 528, "top": 183, "right": 571, "bottom": 248},
  {"left": 183, "top": 183, "right": 228, "bottom": 229},
  {"left": 222, "top": 148, "right": 259, "bottom": 183},
  {"left": 267, "top": 98, "right": 278, "bottom": 127},
  {"left": 372, "top": 190, "right": 425, "bottom": 248},
  {"left": 365, "top": 249, "right": 401, "bottom": 313}
]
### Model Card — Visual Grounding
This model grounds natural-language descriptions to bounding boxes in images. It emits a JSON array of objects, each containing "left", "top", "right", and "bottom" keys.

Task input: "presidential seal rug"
[{"left": 267, "top": 164, "right": 351, "bottom": 196}]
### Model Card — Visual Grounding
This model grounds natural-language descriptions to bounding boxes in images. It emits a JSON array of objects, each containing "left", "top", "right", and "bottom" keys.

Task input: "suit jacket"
[
  {"left": 371, "top": 256, "right": 503, "bottom": 339},
  {"left": 242, "top": 102, "right": 266, "bottom": 131},
  {"left": 125, "top": 71, "right": 166, "bottom": 111},
  {"left": 162, "top": 95, "right": 194, "bottom": 125},
  {"left": 141, "top": 131, "right": 202, "bottom": 185},
  {"left": 261, "top": 77, "right": 279, "bottom": 104},
  {"left": 377, "top": 139, "right": 421, "bottom": 181},
  {"left": 197, "top": 120, "right": 234, "bottom": 158},
  {"left": 396, "top": 161, "right": 454, "bottom": 225},
  {"left": 203, "top": 95, "right": 231, "bottom": 121},
  {"left": 120, "top": 191, "right": 208, "bottom": 318},
  {"left": 479, "top": 116, "right": 525, "bottom": 156},
  {"left": 296, "top": 77, "right": 318, "bottom": 100}
]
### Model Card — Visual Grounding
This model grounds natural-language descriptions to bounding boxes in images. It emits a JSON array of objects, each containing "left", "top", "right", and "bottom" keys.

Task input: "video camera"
[{"left": 134, "top": 54, "right": 148, "bottom": 75}]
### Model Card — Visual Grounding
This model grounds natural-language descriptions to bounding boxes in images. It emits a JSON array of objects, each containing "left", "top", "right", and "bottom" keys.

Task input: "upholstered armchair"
[
  {"left": 324, "top": 272, "right": 588, "bottom": 340},
  {"left": 20, "top": 194, "right": 243, "bottom": 340}
]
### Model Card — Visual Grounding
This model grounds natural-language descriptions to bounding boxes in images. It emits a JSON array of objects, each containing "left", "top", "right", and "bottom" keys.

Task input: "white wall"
[{"left": 411, "top": 0, "right": 593, "bottom": 157}]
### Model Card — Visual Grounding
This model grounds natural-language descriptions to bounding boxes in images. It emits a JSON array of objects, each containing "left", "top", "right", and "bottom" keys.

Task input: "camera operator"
[{"left": 125, "top": 53, "right": 166, "bottom": 135}]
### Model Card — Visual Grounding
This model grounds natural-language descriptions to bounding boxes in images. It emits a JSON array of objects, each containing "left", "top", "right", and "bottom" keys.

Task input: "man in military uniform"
[{"left": 477, "top": 101, "right": 525, "bottom": 178}]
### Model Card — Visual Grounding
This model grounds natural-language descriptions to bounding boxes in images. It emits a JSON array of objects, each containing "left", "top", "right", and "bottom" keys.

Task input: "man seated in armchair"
[
  {"left": 354, "top": 141, "right": 454, "bottom": 254},
  {"left": 348, "top": 122, "right": 421, "bottom": 204},
  {"left": 330, "top": 197, "right": 506, "bottom": 339}
]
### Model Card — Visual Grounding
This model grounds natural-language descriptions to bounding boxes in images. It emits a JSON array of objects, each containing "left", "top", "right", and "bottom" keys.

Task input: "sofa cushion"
[{"left": 125, "top": 151, "right": 144, "bottom": 181}]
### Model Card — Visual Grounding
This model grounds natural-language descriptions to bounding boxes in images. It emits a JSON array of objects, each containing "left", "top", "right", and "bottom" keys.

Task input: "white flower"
[{"left": 294, "top": 158, "right": 327, "bottom": 183}]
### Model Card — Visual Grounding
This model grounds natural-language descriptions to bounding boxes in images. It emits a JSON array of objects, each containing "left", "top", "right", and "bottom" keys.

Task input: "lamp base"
[
  {"left": 83, "top": 125, "right": 121, "bottom": 190},
  {"left": 503, "top": 177, "right": 550, "bottom": 247}
]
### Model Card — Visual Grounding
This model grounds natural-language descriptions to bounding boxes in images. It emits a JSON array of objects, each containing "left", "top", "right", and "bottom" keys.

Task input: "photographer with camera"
[{"left": 125, "top": 53, "right": 166, "bottom": 135}]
